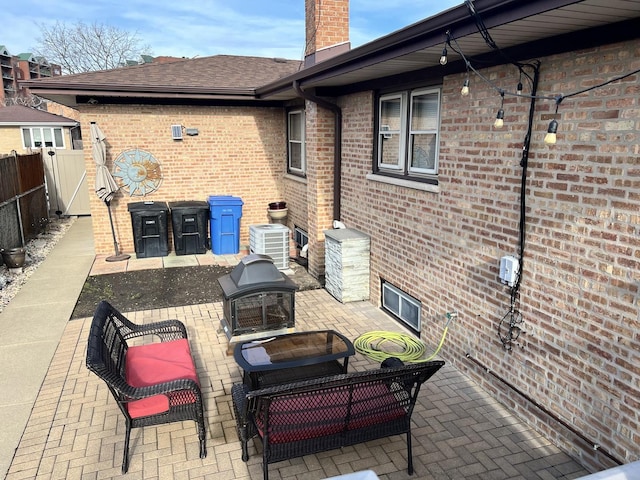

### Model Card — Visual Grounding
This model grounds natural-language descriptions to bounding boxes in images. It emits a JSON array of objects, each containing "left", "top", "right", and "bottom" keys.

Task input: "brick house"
[{"left": 24, "top": 0, "right": 640, "bottom": 473}]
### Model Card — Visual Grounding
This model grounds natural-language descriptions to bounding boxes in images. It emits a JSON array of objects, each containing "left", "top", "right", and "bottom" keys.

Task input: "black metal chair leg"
[
  {"left": 122, "top": 424, "right": 131, "bottom": 473},
  {"left": 198, "top": 418, "right": 207, "bottom": 458},
  {"left": 263, "top": 450, "right": 269, "bottom": 480},
  {"left": 200, "top": 439, "right": 207, "bottom": 458},
  {"left": 238, "top": 424, "right": 249, "bottom": 461},
  {"left": 407, "top": 431, "right": 414, "bottom": 475}
]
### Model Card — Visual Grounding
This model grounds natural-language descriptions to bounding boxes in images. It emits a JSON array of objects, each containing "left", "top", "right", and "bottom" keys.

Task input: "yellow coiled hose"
[{"left": 354, "top": 324, "right": 450, "bottom": 363}]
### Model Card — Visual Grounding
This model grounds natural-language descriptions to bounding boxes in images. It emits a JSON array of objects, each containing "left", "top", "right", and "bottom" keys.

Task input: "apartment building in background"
[
  {"left": 1, "top": 45, "right": 62, "bottom": 107},
  {"left": 0, "top": 45, "right": 62, "bottom": 106}
]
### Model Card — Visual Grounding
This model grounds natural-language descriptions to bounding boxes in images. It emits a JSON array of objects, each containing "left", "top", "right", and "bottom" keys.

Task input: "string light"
[
  {"left": 544, "top": 119, "right": 558, "bottom": 145},
  {"left": 443, "top": 27, "right": 640, "bottom": 144},
  {"left": 494, "top": 91, "right": 505, "bottom": 128},
  {"left": 544, "top": 95, "right": 563, "bottom": 145},
  {"left": 440, "top": 46, "right": 448, "bottom": 65},
  {"left": 461, "top": 78, "right": 470, "bottom": 96}
]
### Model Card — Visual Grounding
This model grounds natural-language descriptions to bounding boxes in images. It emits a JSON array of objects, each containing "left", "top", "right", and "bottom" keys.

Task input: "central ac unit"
[{"left": 249, "top": 224, "right": 290, "bottom": 270}]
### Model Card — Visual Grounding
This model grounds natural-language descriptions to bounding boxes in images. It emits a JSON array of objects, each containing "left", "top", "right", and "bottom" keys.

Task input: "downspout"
[{"left": 292, "top": 80, "right": 342, "bottom": 222}]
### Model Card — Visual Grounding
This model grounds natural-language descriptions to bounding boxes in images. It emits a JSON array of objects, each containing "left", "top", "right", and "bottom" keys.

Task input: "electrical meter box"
[{"left": 499, "top": 255, "right": 519, "bottom": 287}]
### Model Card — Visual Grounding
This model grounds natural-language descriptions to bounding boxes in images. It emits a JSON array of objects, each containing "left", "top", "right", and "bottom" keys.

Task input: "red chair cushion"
[{"left": 125, "top": 339, "right": 198, "bottom": 418}]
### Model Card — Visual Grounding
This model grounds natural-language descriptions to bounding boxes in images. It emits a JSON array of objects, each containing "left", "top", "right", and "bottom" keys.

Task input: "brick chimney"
[{"left": 305, "top": 0, "right": 350, "bottom": 67}]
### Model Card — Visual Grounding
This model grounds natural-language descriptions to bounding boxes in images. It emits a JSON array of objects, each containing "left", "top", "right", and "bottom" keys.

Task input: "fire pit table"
[{"left": 234, "top": 330, "right": 355, "bottom": 389}]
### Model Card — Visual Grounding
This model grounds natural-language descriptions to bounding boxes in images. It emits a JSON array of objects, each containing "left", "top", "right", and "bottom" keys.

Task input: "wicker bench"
[
  {"left": 86, "top": 300, "right": 207, "bottom": 473},
  {"left": 232, "top": 360, "right": 444, "bottom": 480}
]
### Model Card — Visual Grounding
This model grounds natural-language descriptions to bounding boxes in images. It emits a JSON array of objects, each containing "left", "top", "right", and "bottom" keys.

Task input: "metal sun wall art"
[{"left": 113, "top": 149, "right": 162, "bottom": 196}]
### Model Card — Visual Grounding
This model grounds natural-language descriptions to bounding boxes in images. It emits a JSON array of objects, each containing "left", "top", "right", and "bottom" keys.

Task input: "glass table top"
[{"left": 234, "top": 330, "right": 355, "bottom": 372}]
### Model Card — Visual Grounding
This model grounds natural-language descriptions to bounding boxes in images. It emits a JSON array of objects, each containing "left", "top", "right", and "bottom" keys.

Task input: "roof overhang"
[{"left": 19, "top": 83, "right": 267, "bottom": 107}]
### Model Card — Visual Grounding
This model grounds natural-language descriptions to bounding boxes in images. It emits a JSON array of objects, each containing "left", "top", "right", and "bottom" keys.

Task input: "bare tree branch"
[{"left": 34, "top": 21, "right": 153, "bottom": 74}]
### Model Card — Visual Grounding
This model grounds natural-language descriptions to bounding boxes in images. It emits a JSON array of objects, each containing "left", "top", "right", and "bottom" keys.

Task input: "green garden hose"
[{"left": 354, "top": 313, "right": 455, "bottom": 363}]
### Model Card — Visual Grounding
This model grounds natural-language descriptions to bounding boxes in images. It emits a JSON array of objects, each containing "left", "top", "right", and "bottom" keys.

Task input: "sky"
[{"left": 3, "top": 0, "right": 461, "bottom": 61}]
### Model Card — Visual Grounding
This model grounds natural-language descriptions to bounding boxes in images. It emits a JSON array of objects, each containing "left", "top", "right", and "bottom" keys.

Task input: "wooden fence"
[{"left": 0, "top": 152, "right": 48, "bottom": 249}]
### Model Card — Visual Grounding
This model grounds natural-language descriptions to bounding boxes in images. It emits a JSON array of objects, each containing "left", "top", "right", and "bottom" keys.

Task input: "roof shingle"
[
  {"left": 24, "top": 55, "right": 302, "bottom": 91},
  {"left": 0, "top": 105, "right": 77, "bottom": 125}
]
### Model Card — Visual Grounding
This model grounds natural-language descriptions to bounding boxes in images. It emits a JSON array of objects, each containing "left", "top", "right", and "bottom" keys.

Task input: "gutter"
[
  {"left": 20, "top": 81, "right": 258, "bottom": 97},
  {"left": 0, "top": 121, "right": 77, "bottom": 127},
  {"left": 292, "top": 80, "right": 342, "bottom": 222}
]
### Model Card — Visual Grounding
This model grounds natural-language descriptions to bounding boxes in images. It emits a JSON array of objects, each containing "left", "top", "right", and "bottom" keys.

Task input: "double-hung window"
[
  {"left": 376, "top": 87, "right": 441, "bottom": 181},
  {"left": 22, "top": 127, "right": 65, "bottom": 149},
  {"left": 287, "top": 109, "right": 305, "bottom": 176}
]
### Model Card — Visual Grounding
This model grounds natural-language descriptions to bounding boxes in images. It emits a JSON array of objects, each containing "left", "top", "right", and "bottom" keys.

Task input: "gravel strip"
[{"left": 0, "top": 216, "right": 75, "bottom": 314}]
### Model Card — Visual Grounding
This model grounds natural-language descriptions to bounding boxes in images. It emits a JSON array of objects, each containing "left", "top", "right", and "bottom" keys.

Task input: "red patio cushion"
[
  {"left": 347, "top": 383, "right": 408, "bottom": 431},
  {"left": 255, "top": 382, "right": 406, "bottom": 444},
  {"left": 125, "top": 338, "right": 198, "bottom": 418}
]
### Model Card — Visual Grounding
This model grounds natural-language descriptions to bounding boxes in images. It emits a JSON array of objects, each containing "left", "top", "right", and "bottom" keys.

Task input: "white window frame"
[
  {"left": 376, "top": 87, "right": 441, "bottom": 179},
  {"left": 287, "top": 109, "right": 305, "bottom": 176},
  {"left": 408, "top": 89, "right": 440, "bottom": 175},
  {"left": 21, "top": 126, "right": 65, "bottom": 149},
  {"left": 377, "top": 93, "right": 407, "bottom": 171},
  {"left": 381, "top": 281, "right": 422, "bottom": 333}
]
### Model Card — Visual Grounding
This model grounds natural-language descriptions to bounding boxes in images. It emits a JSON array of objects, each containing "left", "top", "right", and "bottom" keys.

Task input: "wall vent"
[
  {"left": 171, "top": 124, "right": 183, "bottom": 140},
  {"left": 249, "top": 224, "right": 290, "bottom": 270}
]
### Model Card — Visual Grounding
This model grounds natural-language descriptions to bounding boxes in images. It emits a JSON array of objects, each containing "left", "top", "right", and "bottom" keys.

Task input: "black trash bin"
[
  {"left": 127, "top": 201, "right": 169, "bottom": 258},
  {"left": 169, "top": 201, "right": 209, "bottom": 255}
]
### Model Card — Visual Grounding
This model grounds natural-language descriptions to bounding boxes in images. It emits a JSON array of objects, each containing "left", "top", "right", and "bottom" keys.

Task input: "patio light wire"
[{"left": 457, "top": 2, "right": 542, "bottom": 350}]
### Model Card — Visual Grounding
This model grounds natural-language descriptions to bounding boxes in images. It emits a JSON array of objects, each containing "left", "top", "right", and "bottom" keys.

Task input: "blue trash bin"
[{"left": 208, "top": 195, "right": 243, "bottom": 254}]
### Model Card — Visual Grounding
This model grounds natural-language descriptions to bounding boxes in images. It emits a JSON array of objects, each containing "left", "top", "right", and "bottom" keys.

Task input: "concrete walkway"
[{"left": 0, "top": 216, "right": 95, "bottom": 479}]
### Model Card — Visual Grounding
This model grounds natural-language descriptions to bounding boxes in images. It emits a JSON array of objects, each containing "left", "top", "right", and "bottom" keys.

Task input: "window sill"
[
  {"left": 366, "top": 174, "right": 440, "bottom": 193},
  {"left": 284, "top": 173, "right": 307, "bottom": 184}
]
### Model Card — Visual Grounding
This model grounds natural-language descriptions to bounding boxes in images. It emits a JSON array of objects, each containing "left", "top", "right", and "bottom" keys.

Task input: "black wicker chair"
[
  {"left": 232, "top": 360, "right": 444, "bottom": 480},
  {"left": 86, "top": 300, "right": 207, "bottom": 473}
]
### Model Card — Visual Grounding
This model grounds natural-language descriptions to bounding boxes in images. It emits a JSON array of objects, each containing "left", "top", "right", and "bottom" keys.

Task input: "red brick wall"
[
  {"left": 335, "top": 40, "right": 640, "bottom": 469},
  {"left": 302, "top": 101, "right": 336, "bottom": 278},
  {"left": 305, "top": 0, "right": 349, "bottom": 56},
  {"left": 77, "top": 104, "right": 286, "bottom": 254},
  {"left": 283, "top": 174, "right": 308, "bottom": 254}
]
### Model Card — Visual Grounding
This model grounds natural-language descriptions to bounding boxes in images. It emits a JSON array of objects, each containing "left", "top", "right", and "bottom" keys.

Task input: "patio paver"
[{"left": 6, "top": 288, "right": 590, "bottom": 479}]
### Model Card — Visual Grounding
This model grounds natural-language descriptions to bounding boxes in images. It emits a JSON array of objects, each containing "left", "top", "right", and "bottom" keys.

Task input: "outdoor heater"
[{"left": 218, "top": 254, "right": 298, "bottom": 343}]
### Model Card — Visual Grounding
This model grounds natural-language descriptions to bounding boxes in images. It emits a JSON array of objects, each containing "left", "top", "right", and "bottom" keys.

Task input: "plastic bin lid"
[
  {"left": 207, "top": 195, "right": 244, "bottom": 205},
  {"left": 127, "top": 201, "right": 169, "bottom": 212},
  {"left": 168, "top": 200, "right": 208, "bottom": 209}
]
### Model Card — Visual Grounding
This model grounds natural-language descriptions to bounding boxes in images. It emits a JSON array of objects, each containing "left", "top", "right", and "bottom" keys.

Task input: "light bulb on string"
[
  {"left": 494, "top": 91, "right": 505, "bottom": 128},
  {"left": 461, "top": 78, "right": 470, "bottom": 96},
  {"left": 544, "top": 119, "right": 558, "bottom": 145},
  {"left": 440, "top": 46, "right": 448, "bottom": 66},
  {"left": 516, "top": 69, "right": 523, "bottom": 95},
  {"left": 544, "top": 95, "right": 564, "bottom": 145}
]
